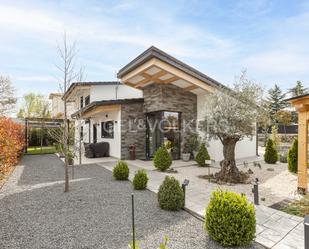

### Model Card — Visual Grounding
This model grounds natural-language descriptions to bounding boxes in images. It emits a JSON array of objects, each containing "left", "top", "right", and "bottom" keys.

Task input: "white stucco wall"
[
  {"left": 91, "top": 110, "right": 121, "bottom": 158},
  {"left": 197, "top": 94, "right": 257, "bottom": 161},
  {"left": 50, "top": 95, "right": 75, "bottom": 118},
  {"left": 90, "top": 84, "right": 142, "bottom": 102}
]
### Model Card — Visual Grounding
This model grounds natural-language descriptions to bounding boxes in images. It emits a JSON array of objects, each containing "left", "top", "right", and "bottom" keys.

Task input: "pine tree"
[
  {"left": 267, "top": 84, "right": 287, "bottom": 119},
  {"left": 288, "top": 81, "right": 308, "bottom": 97},
  {"left": 287, "top": 138, "right": 298, "bottom": 173},
  {"left": 264, "top": 139, "right": 278, "bottom": 164}
]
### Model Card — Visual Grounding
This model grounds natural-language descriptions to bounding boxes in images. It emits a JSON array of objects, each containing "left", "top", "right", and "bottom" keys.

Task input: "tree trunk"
[
  {"left": 215, "top": 137, "right": 243, "bottom": 183},
  {"left": 64, "top": 99, "right": 69, "bottom": 192}
]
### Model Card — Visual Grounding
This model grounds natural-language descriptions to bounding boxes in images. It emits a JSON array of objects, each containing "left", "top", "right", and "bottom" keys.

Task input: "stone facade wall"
[
  {"left": 120, "top": 102, "right": 146, "bottom": 159},
  {"left": 143, "top": 83, "right": 197, "bottom": 149}
]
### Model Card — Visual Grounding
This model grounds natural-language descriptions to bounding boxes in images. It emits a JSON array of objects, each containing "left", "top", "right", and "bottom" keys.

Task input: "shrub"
[
  {"left": 158, "top": 176, "right": 184, "bottom": 211},
  {"left": 0, "top": 117, "right": 24, "bottom": 176},
  {"left": 264, "top": 139, "right": 278, "bottom": 164},
  {"left": 153, "top": 146, "right": 172, "bottom": 171},
  {"left": 112, "top": 161, "right": 129, "bottom": 180},
  {"left": 195, "top": 143, "right": 210, "bottom": 167},
  {"left": 186, "top": 132, "right": 200, "bottom": 153},
  {"left": 288, "top": 138, "right": 298, "bottom": 173},
  {"left": 205, "top": 190, "right": 256, "bottom": 246},
  {"left": 271, "top": 125, "right": 280, "bottom": 149},
  {"left": 133, "top": 170, "right": 148, "bottom": 190}
]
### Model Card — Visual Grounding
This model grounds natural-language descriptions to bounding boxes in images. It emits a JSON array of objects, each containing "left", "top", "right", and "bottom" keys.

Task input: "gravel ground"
[{"left": 0, "top": 155, "right": 264, "bottom": 249}]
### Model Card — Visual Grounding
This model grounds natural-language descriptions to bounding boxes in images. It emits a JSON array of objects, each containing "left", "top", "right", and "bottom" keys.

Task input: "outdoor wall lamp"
[{"left": 182, "top": 179, "right": 190, "bottom": 208}]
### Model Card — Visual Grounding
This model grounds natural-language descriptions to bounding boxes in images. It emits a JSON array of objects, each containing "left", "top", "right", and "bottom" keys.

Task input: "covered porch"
[
  {"left": 72, "top": 101, "right": 122, "bottom": 159},
  {"left": 117, "top": 46, "right": 218, "bottom": 160}
]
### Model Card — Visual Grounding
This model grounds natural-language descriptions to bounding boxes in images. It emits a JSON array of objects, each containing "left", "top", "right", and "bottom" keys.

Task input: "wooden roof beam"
[
  {"left": 183, "top": 85, "right": 198, "bottom": 91},
  {"left": 162, "top": 76, "right": 178, "bottom": 84},
  {"left": 134, "top": 70, "right": 167, "bottom": 88}
]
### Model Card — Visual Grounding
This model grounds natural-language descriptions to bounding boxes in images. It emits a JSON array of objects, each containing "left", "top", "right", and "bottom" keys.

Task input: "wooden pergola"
[
  {"left": 287, "top": 94, "right": 309, "bottom": 194},
  {"left": 24, "top": 117, "right": 65, "bottom": 153}
]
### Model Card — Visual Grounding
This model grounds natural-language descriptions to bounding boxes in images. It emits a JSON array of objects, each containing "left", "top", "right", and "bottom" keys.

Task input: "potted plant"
[
  {"left": 182, "top": 143, "right": 191, "bottom": 162},
  {"left": 186, "top": 132, "right": 200, "bottom": 159}
]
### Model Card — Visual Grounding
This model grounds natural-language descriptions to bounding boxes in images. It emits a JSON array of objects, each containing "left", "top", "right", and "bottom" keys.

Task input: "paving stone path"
[{"left": 99, "top": 160, "right": 305, "bottom": 249}]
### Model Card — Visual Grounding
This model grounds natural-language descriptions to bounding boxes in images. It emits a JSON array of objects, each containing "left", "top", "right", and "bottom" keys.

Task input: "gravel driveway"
[{"left": 0, "top": 155, "right": 264, "bottom": 249}]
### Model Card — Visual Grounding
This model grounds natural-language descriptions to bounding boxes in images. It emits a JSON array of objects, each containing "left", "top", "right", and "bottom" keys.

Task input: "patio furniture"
[{"left": 84, "top": 142, "right": 109, "bottom": 158}]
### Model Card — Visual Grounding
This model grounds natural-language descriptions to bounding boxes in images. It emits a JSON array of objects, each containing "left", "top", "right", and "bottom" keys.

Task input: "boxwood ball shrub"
[
  {"left": 264, "top": 138, "right": 278, "bottom": 164},
  {"left": 205, "top": 190, "right": 256, "bottom": 246},
  {"left": 133, "top": 170, "right": 148, "bottom": 190},
  {"left": 195, "top": 143, "right": 210, "bottom": 167},
  {"left": 288, "top": 138, "right": 298, "bottom": 173},
  {"left": 153, "top": 146, "right": 172, "bottom": 171},
  {"left": 113, "top": 161, "right": 129, "bottom": 180},
  {"left": 158, "top": 176, "right": 184, "bottom": 211}
]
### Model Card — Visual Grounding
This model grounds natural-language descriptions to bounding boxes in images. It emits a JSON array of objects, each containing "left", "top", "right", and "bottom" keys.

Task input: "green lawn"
[{"left": 26, "top": 146, "right": 59, "bottom": 155}]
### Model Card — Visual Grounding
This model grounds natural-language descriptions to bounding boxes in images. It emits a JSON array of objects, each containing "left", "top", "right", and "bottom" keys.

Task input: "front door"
[
  {"left": 93, "top": 124, "right": 97, "bottom": 143},
  {"left": 146, "top": 111, "right": 181, "bottom": 159},
  {"left": 146, "top": 112, "right": 162, "bottom": 158}
]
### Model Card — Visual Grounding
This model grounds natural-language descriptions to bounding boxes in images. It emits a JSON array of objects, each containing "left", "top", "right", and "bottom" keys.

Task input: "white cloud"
[{"left": 0, "top": 2, "right": 236, "bottom": 60}]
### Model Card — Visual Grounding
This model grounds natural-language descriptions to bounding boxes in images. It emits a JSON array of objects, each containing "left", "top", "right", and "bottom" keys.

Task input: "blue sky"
[{"left": 1, "top": 0, "right": 309, "bottom": 110}]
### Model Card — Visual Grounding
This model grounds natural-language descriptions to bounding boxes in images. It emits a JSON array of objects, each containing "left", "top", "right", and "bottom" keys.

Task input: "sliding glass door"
[{"left": 146, "top": 111, "right": 181, "bottom": 160}]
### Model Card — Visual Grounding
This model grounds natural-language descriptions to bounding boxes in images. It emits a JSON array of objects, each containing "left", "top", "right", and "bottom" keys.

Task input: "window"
[
  {"left": 80, "top": 96, "right": 84, "bottom": 108},
  {"left": 85, "top": 95, "right": 90, "bottom": 106},
  {"left": 80, "top": 126, "right": 83, "bottom": 140},
  {"left": 101, "top": 121, "right": 114, "bottom": 138}
]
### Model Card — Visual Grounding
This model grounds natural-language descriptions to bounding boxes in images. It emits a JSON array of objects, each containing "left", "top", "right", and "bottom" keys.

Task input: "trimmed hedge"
[
  {"left": 288, "top": 138, "right": 298, "bottom": 173},
  {"left": 264, "top": 139, "right": 278, "bottom": 164},
  {"left": 112, "top": 161, "right": 129, "bottom": 180},
  {"left": 153, "top": 146, "right": 172, "bottom": 171},
  {"left": 133, "top": 170, "right": 148, "bottom": 190},
  {"left": 158, "top": 176, "right": 184, "bottom": 211},
  {"left": 195, "top": 143, "right": 210, "bottom": 167},
  {"left": 0, "top": 117, "right": 24, "bottom": 177},
  {"left": 205, "top": 190, "right": 256, "bottom": 246}
]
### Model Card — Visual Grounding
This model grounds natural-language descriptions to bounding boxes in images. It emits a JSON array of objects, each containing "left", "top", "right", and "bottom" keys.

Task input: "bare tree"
[
  {"left": 0, "top": 76, "right": 16, "bottom": 116},
  {"left": 55, "top": 32, "right": 84, "bottom": 192}
]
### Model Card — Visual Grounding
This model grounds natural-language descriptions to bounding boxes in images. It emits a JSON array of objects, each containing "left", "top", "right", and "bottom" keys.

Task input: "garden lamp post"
[{"left": 182, "top": 179, "right": 190, "bottom": 208}]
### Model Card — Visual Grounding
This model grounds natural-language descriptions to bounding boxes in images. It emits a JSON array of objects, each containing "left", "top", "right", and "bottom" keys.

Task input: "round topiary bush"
[
  {"left": 195, "top": 143, "right": 210, "bottom": 167},
  {"left": 158, "top": 176, "right": 184, "bottom": 211},
  {"left": 288, "top": 138, "right": 298, "bottom": 173},
  {"left": 153, "top": 146, "right": 172, "bottom": 171},
  {"left": 133, "top": 169, "right": 148, "bottom": 190},
  {"left": 205, "top": 190, "right": 256, "bottom": 247},
  {"left": 113, "top": 161, "right": 129, "bottom": 180},
  {"left": 264, "top": 139, "right": 278, "bottom": 164}
]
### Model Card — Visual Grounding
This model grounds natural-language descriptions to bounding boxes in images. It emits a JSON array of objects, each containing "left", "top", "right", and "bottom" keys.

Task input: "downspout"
[{"left": 115, "top": 80, "right": 120, "bottom": 100}]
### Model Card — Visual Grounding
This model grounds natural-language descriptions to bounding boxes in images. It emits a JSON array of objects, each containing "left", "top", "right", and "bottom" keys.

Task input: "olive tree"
[{"left": 201, "top": 71, "right": 262, "bottom": 183}]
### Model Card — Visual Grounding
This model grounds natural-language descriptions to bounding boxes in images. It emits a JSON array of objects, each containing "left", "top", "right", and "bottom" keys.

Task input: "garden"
[{"left": 0, "top": 154, "right": 264, "bottom": 249}]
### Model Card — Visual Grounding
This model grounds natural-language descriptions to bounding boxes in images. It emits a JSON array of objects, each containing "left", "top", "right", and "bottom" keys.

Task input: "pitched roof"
[
  {"left": 285, "top": 93, "right": 309, "bottom": 102},
  {"left": 71, "top": 98, "right": 144, "bottom": 118},
  {"left": 117, "top": 46, "right": 229, "bottom": 90},
  {"left": 63, "top": 81, "right": 121, "bottom": 100}
]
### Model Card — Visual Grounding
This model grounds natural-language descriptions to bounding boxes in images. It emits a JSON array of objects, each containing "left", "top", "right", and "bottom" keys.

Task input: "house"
[
  {"left": 64, "top": 46, "right": 257, "bottom": 161},
  {"left": 49, "top": 93, "right": 75, "bottom": 119}
]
